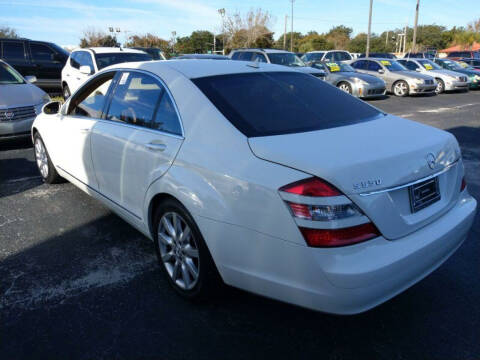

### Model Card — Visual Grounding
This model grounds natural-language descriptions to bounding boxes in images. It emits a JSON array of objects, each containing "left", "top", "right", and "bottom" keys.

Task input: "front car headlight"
[
  {"left": 474, "top": 75, "right": 480, "bottom": 82},
  {"left": 353, "top": 77, "right": 369, "bottom": 85},
  {"left": 414, "top": 78, "right": 424, "bottom": 85}
]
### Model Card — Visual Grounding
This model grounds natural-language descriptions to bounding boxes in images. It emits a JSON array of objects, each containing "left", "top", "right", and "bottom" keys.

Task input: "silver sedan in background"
[
  {"left": 313, "top": 61, "right": 386, "bottom": 98},
  {"left": 351, "top": 58, "right": 437, "bottom": 97},
  {"left": 397, "top": 58, "right": 470, "bottom": 94},
  {"left": 0, "top": 60, "right": 50, "bottom": 140}
]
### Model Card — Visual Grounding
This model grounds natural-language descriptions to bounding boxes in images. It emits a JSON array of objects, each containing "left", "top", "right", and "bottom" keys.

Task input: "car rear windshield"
[
  {"left": 192, "top": 72, "right": 382, "bottom": 137},
  {"left": 0, "top": 62, "right": 25, "bottom": 84},
  {"left": 95, "top": 52, "right": 153, "bottom": 70}
]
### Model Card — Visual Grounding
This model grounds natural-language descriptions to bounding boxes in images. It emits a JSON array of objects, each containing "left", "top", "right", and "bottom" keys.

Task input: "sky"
[{"left": 0, "top": 0, "right": 477, "bottom": 46}]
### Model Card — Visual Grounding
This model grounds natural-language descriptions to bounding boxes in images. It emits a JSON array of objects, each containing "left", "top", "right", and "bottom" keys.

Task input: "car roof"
[
  {"left": 232, "top": 48, "right": 292, "bottom": 54},
  {"left": 72, "top": 47, "right": 146, "bottom": 54},
  {"left": 306, "top": 50, "right": 348, "bottom": 54},
  {"left": 104, "top": 59, "right": 299, "bottom": 79},
  {"left": 175, "top": 54, "right": 229, "bottom": 59}
]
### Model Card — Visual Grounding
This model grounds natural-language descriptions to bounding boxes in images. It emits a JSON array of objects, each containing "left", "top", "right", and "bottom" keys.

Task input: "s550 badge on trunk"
[{"left": 353, "top": 179, "right": 382, "bottom": 191}]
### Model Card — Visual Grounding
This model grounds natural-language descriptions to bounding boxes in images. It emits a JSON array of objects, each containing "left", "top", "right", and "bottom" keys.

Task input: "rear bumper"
[
  {"left": 198, "top": 193, "right": 476, "bottom": 315},
  {"left": 0, "top": 116, "right": 35, "bottom": 138}
]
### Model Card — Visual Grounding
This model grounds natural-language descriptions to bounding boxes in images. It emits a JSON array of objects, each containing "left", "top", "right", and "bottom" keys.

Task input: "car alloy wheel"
[
  {"left": 338, "top": 82, "right": 352, "bottom": 94},
  {"left": 435, "top": 79, "right": 444, "bottom": 94},
  {"left": 394, "top": 81, "right": 408, "bottom": 97},
  {"left": 157, "top": 212, "right": 200, "bottom": 291},
  {"left": 34, "top": 137, "right": 49, "bottom": 179}
]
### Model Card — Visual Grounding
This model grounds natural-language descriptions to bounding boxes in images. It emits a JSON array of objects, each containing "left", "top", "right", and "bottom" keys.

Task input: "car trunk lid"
[{"left": 248, "top": 115, "right": 462, "bottom": 239}]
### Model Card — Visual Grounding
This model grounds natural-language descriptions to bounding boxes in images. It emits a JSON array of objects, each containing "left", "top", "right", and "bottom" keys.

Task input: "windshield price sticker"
[
  {"left": 326, "top": 62, "right": 340, "bottom": 72},
  {"left": 380, "top": 60, "right": 391, "bottom": 66},
  {"left": 424, "top": 64, "right": 433, "bottom": 70}
]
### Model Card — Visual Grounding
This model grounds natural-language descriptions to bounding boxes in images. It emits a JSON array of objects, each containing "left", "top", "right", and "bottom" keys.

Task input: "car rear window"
[{"left": 192, "top": 71, "right": 382, "bottom": 137}]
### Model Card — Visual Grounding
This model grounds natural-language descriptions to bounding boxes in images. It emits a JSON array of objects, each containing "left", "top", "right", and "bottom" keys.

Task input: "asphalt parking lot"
[{"left": 1, "top": 91, "right": 479, "bottom": 360}]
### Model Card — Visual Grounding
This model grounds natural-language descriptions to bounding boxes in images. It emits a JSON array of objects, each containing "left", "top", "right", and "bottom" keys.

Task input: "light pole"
[
  {"left": 366, "top": 0, "right": 373, "bottom": 57},
  {"left": 412, "top": 0, "right": 420, "bottom": 52},
  {"left": 290, "top": 0, "right": 295, "bottom": 52},
  {"left": 171, "top": 31, "right": 176, "bottom": 53},
  {"left": 218, "top": 8, "right": 226, "bottom": 55}
]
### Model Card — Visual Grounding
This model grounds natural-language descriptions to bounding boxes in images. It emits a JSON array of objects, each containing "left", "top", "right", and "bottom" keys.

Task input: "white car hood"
[{"left": 0, "top": 84, "right": 46, "bottom": 109}]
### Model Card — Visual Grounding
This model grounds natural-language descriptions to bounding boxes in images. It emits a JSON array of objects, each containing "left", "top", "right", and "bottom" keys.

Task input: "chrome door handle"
[
  {"left": 144, "top": 143, "right": 166, "bottom": 152},
  {"left": 79, "top": 128, "right": 90, "bottom": 133}
]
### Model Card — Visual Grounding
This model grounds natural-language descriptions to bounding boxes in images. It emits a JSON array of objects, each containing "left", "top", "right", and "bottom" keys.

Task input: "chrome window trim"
[{"left": 359, "top": 159, "right": 459, "bottom": 196}]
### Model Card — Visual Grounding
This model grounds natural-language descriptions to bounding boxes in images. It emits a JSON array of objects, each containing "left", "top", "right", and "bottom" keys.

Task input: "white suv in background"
[
  {"left": 302, "top": 50, "right": 353, "bottom": 64},
  {"left": 61, "top": 47, "right": 152, "bottom": 98}
]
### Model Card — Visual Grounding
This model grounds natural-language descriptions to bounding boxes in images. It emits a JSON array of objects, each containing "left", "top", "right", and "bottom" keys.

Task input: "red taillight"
[
  {"left": 279, "top": 177, "right": 341, "bottom": 197},
  {"left": 300, "top": 223, "right": 380, "bottom": 247},
  {"left": 280, "top": 177, "right": 381, "bottom": 247},
  {"left": 461, "top": 177, "right": 466, "bottom": 192}
]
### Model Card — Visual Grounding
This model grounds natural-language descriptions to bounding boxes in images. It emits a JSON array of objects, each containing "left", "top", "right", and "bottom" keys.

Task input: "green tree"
[
  {"left": 125, "top": 33, "right": 170, "bottom": 53},
  {"left": 0, "top": 26, "right": 18, "bottom": 38},
  {"left": 326, "top": 25, "right": 353, "bottom": 49},
  {"left": 274, "top": 32, "right": 304, "bottom": 52},
  {"left": 298, "top": 34, "right": 333, "bottom": 53},
  {"left": 80, "top": 29, "right": 119, "bottom": 47},
  {"left": 176, "top": 31, "right": 214, "bottom": 54}
]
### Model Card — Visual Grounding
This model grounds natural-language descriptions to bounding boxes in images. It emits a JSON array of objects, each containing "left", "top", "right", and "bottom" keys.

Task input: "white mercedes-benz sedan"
[{"left": 32, "top": 60, "right": 477, "bottom": 314}]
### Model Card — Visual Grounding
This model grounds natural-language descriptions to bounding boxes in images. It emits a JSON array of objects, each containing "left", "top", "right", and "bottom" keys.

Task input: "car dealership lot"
[{"left": 1, "top": 92, "right": 479, "bottom": 359}]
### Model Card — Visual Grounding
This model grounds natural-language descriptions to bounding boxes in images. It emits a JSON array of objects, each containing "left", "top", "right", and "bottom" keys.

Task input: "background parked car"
[
  {"left": 0, "top": 38, "right": 69, "bottom": 91},
  {"left": 351, "top": 58, "right": 437, "bottom": 97},
  {"left": 229, "top": 48, "right": 325, "bottom": 78},
  {"left": 61, "top": 47, "right": 152, "bottom": 98},
  {"left": 358, "top": 52, "right": 397, "bottom": 59},
  {"left": 131, "top": 47, "right": 166, "bottom": 60},
  {"left": 459, "top": 58, "right": 480, "bottom": 70},
  {"left": 301, "top": 50, "right": 353, "bottom": 64},
  {"left": 447, "top": 51, "right": 480, "bottom": 60},
  {"left": 397, "top": 58, "right": 469, "bottom": 94},
  {"left": 313, "top": 61, "right": 386, "bottom": 98},
  {"left": 403, "top": 52, "right": 436, "bottom": 59},
  {"left": 0, "top": 59, "right": 50, "bottom": 139},
  {"left": 434, "top": 58, "right": 480, "bottom": 89},
  {"left": 172, "top": 54, "right": 229, "bottom": 60}
]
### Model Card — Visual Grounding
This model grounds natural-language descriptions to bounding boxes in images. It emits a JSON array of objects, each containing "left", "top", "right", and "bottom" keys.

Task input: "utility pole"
[
  {"left": 290, "top": 0, "right": 295, "bottom": 52},
  {"left": 213, "top": 34, "right": 216, "bottom": 53},
  {"left": 218, "top": 8, "right": 226, "bottom": 55},
  {"left": 412, "top": 0, "right": 420, "bottom": 52},
  {"left": 366, "top": 0, "right": 373, "bottom": 57},
  {"left": 403, "top": 25, "right": 407, "bottom": 53},
  {"left": 385, "top": 31, "right": 389, "bottom": 46},
  {"left": 284, "top": 15, "right": 287, "bottom": 50}
]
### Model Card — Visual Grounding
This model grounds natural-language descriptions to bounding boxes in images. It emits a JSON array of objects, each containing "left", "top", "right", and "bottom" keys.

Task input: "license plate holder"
[{"left": 409, "top": 177, "right": 440, "bottom": 213}]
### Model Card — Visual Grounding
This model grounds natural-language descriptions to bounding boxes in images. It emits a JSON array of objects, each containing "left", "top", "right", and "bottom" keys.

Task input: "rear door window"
[
  {"left": 352, "top": 60, "right": 366, "bottom": 70},
  {"left": 367, "top": 61, "right": 381, "bottom": 71},
  {"left": 30, "top": 43, "right": 55, "bottom": 62},
  {"left": 2, "top": 41, "right": 26, "bottom": 62},
  {"left": 192, "top": 71, "right": 381, "bottom": 137}
]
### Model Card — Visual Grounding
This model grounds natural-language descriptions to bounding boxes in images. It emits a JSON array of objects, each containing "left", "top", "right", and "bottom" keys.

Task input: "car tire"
[
  {"left": 33, "top": 133, "right": 63, "bottom": 184},
  {"left": 63, "top": 84, "right": 71, "bottom": 100},
  {"left": 435, "top": 78, "right": 445, "bottom": 94},
  {"left": 393, "top": 80, "right": 409, "bottom": 97},
  {"left": 153, "top": 198, "right": 222, "bottom": 300},
  {"left": 337, "top": 81, "right": 352, "bottom": 94}
]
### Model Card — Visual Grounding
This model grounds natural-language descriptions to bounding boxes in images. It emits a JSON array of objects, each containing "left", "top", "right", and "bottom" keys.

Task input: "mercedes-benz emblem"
[{"left": 426, "top": 153, "right": 436, "bottom": 169}]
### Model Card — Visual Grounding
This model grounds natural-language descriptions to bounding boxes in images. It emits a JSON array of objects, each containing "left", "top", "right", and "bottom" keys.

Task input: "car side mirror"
[
  {"left": 24, "top": 75, "right": 37, "bottom": 83},
  {"left": 42, "top": 101, "right": 62, "bottom": 115},
  {"left": 378, "top": 69, "right": 385, "bottom": 74},
  {"left": 79, "top": 65, "right": 92, "bottom": 75}
]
